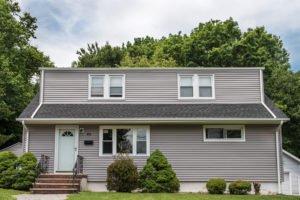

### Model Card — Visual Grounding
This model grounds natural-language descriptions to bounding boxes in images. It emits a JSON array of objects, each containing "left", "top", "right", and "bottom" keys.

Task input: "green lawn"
[
  {"left": 0, "top": 189, "right": 26, "bottom": 200},
  {"left": 67, "top": 192, "right": 300, "bottom": 200}
]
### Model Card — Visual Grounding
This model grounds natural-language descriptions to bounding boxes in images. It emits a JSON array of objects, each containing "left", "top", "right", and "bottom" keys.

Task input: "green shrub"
[
  {"left": 206, "top": 178, "right": 226, "bottom": 194},
  {"left": 139, "top": 149, "right": 180, "bottom": 193},
  {"left": 12, "top": 152, "right": 37, "bottom": 190},
  {"left": 106, "top": 154, "right": 139, "bottom": 192},
  {"left": 229, "top": 180, "right": 251, "bottom": 195},
  {"left": 0, "top": 151, "right": 17, "bottom": 188}
]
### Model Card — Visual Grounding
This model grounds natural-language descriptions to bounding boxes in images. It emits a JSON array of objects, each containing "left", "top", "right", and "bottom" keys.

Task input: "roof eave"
[{"left": 17, "top": 117, "right": 289, "bottom": 124}]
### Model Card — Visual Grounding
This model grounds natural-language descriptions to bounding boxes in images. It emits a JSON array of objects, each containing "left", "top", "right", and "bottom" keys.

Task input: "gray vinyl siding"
[
  {"left": 27, "top": 125, "right": 55, "bottom": 173},
  {"left": 27, "top": 124, "right": 278, "bottom": 182},
  {"left": 43, "top": 69, "right": 261, "bottom": 104}
]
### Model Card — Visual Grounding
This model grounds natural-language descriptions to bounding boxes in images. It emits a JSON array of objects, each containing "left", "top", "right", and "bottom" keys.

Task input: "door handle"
[{"left": 74, "top": 147, "right": 77, "bottom": 152}]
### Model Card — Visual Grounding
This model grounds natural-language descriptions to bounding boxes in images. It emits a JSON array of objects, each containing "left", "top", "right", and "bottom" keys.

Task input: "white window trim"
[
  {"left": 178, "top": 74, "right": 215, "bottom": 100},
  {"left": 99, "top": 125, "right": 150, "bottom": 156},
  {"left": 88, "top": 74, "right": 125, "bottom": 100},
  {"left": 203, "top": 125, "right": 245, "bottom": 142}
]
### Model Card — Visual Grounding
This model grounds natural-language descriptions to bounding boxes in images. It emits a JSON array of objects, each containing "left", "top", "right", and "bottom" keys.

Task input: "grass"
[
  {"left": 67, "top": 192, "right": 300, "bottom": 200},
  {"left": 0, "top": 188, "right": 26, "bottom": 200}
]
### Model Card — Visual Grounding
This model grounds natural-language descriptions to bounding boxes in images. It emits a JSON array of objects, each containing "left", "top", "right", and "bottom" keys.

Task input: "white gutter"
[
  {"left": 31, "top": 69, "right": 44, "bottom": 118},
  {"left": 22, "top": 121, "right": 29, "bottom": 153},
  {"left": 276, "top": 120, "right": 283, "bottom": 194}
]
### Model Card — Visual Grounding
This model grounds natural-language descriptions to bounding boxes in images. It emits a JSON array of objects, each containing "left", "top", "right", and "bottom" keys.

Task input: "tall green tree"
[
  {"left": 0, "top": 0, "right": 53, "bottom": 145},
  {"left": 73, "top": 18, "right": 300, "bottom": 157}
]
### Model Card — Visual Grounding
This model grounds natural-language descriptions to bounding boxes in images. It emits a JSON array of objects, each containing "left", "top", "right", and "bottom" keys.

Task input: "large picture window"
[
  {"left": 99, "top": 126, "right": 150, "bottom": 156},
  {"left": 89, "top": 74, "right": 125, "bottom": 99},
  {"left": 203, "top": 125, "right": 245, "bottom": 142},
  {"left": 178, "top": 74, "right": 214, "bottom": 99}
]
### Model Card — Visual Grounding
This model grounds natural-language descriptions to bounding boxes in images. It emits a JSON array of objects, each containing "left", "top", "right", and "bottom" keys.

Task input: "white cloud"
[{"left": 19, "top": 0, "right": 300, "bottom": 70}]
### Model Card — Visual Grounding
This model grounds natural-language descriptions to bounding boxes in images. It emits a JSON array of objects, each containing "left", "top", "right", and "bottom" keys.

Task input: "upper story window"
[
  {"left": 203, "top": 125, "right": 245, "bottom": 142},
  {"left": 89, "top": 74, "right": 125, "bottom": 99},
  {"left": 178, "top": 74, "right": 215, "bottom": 99}
]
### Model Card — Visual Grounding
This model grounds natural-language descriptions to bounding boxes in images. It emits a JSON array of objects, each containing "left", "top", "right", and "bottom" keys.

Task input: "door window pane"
[
  {"left": 110, "top": 76, "right": 123, "bottom": 97},
  {"left": 102, "top": 129, "right": 112, "bottom": 154},
  {"left": 91, "top": 76, "right": 104, "bottom": 97},
  {"left": 180, "top": 76, "right": 193, "bottom": 97},
  {"left": 117, "top": 129, "right": 133, "bottom": 153}
]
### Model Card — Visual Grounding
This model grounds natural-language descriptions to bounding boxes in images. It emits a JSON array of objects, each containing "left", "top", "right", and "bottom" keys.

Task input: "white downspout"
[
  {"left": 276, "top": 120, "right": 283, "bottom": 194},
  {"left": 22, "top": 121, "right": 29, "bottom": 153}
]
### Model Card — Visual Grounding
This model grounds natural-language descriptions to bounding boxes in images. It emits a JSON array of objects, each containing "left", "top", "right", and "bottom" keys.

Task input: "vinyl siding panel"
[
  {"left": 43, "top": 69, "right": 261, "bottom": 104},
  {"left": 27, "top": 125, "right": 55, "bottom": 173},
  {"left": 26, "top": 124, "right": 277, "bottom": 182}
]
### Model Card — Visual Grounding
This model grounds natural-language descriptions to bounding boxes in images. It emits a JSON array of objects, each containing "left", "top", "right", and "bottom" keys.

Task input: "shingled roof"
[{"left": 18, "top": 92, "right": 289, "bottom": 120}]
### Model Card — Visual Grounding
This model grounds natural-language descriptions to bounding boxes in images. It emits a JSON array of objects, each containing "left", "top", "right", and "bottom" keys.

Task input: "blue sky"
[{"left": 20, "top": 0, "right": 300, "bottom": 71}]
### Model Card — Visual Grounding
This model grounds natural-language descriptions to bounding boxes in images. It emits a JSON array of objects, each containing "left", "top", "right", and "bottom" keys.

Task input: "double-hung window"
[
  {"left": 89, "top": 74, "right": 125, "bottom": 99},
  {"left": 203, "top": 125, "right": 245, "bottom": 142},
  {"left": 179, "top": 74, "right": 214, "bottom": 99},
  {"left": 99, "top": 126, "right": 150, "bottom": 156}
]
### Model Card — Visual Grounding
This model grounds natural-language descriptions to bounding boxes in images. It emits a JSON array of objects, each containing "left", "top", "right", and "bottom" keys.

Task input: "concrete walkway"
[{"left": 14, "top": 194, "right": 68, "bottom": 200}]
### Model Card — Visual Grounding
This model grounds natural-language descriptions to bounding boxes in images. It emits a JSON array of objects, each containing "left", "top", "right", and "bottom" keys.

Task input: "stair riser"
[
  {"left": 37, "top": 179, "right": 80, "bottom": 183},
  {"left": 32, "top": 190, "right": 77, "bottom": 194},
  {"left": 34, "top": 185, "right": 79, "bottom": 189},
  {"left": 39, "top": 174, "right": 87, "bottom": 179}
]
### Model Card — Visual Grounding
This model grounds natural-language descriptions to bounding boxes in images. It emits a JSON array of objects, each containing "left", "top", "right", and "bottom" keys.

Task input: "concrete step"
[
  {"left": 30, "top": 188, "right": 78, "bottom": 194},
  {"left": 34, "top": 182, "right": 80, "bottom": 189}
]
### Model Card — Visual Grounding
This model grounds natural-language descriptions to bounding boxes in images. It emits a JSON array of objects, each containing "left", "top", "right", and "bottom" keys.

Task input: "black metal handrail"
[
  {"left": 36, "top": 154, "right": 49, "bottom": 176},
  {"left": 72, "top": 155, "right": 83, "bottom": 190}
]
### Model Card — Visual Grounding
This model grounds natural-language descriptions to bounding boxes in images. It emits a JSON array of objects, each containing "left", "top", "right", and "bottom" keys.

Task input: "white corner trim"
[
  {"left": 39, "top": 69, "right": 44, "bottom": 104},
  {"left": 22, "top": 121, "right": 29, "bottom": 153},
  {"left": 260, "top": 69, "right": 265, "bottom": 103},
  {"left": 276, "top": 121, "right": 283, "bottom": 194}
]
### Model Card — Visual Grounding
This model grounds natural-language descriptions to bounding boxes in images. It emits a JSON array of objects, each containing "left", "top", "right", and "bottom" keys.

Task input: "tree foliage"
[
  {"left": 73, "top": 18, "right": 300, "bottom": 157},
  {"left": 0, "top": 0, "right": 53, "bottom": 144}
]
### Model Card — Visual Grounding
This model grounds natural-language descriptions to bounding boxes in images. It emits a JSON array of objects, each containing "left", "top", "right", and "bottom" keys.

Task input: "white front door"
[{"left": 55, "top": 125, "right": 79, "bottom": 172}]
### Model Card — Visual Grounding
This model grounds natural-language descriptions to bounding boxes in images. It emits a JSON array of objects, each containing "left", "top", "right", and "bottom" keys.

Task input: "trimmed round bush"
[
  {"left": 12, "top": 152, "right": 37, "bottom": 190},
  {"left": 206, "top": 178, "right": 226, "bottom": 194},
  {"left": 0, "top": 151, "right": 17, "bottom": 188},
  {"left": 139, "top": 149, "right": 180, "bottom": 193},
  {"left": 229, "top": 180, "right": 251, "bottom": 195},
  {"left": 106, "top": 154, "right": 139, "bottom": 192}
]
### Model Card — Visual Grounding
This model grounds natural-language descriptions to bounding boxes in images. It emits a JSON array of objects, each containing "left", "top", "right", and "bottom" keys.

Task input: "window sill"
[{"left": 203, "top": 139, "right": 245, "bottom": 142}]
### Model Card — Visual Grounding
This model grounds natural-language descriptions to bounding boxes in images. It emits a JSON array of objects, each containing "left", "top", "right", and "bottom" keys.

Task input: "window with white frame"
[
  {"left": 99, "top": 126, "right": 150, "bottom": 156},
  {"left": 179, "top": 74, "right": 214, "bottom": 99},
  {"left": 203, "top": 125, "right": 245, "bottom": 142},
  {"left": 89, "top": 74, "right": 125, "bottom": 99}
]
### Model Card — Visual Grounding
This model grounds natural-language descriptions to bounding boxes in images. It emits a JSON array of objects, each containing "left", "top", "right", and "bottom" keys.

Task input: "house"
[
  {"left": 0, "top": 142, "right": 23, "bottom": 157},
  {"left": 282, "top": 150, "right": 300, "bottom": 195},
  {"left": 17, "top": 67, "right": 289, "bottom": 194}
]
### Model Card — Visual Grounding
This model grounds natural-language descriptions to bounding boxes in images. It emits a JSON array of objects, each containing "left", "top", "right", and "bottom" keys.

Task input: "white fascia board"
[
  {"left": 17, "top": 117, "right": 289, "bottom": 125},
  {"left": 283, "top": 149, "right": 300, "bottom": 163},
  {"left": 39, "top": 67, "right": 265, "bottom": 71}
]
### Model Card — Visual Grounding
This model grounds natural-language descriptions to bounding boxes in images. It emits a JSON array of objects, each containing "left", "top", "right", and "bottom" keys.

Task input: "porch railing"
[
  {"left": 72, "top": 155, "right": 83, "bottom": 190},
  {"left": 36, "top": 154, "right": 49, "bottom": 176}
]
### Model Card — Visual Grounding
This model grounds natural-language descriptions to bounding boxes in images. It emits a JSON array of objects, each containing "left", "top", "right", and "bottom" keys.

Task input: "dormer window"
[
  {"left": 178, "top": 74, "right": 215, "bottom": 99},
  {"left": 89, "top": 74, "right": 125, "bottom": 99}
]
